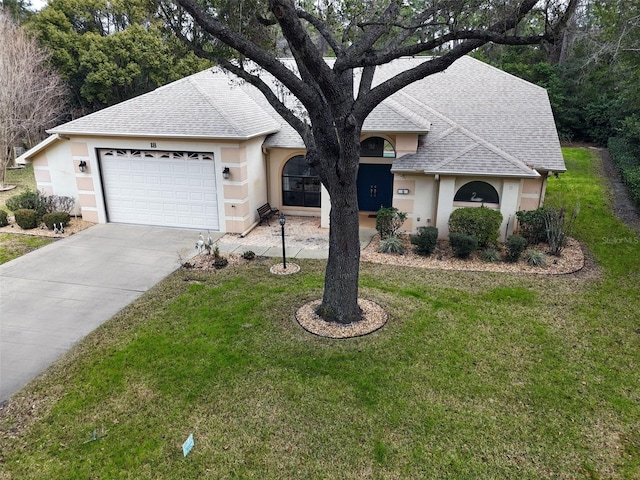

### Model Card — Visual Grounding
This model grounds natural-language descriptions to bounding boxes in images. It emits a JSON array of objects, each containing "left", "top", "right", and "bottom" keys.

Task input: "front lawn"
[
  {"left": 0, "top": 148, "right": 638, "bottom": 479},
  {"left": 0, "top": 163, "right": 36, "bottom": 210},
  {"left": 0, "top": 234, "right": 54, "bottom": 265}
]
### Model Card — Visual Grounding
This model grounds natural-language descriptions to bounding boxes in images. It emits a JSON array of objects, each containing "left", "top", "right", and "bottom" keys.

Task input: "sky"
[{"left": 29, "top": 0, "right": 47, "bottom": 11}]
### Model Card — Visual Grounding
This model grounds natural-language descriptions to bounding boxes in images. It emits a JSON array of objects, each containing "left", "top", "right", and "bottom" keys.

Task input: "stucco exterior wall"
[
  {"left": 221, "top": 136, "right": 267, "bottom": 234},
  {"left": 31, "top": 134, "right": 271, "bottom": 233}
]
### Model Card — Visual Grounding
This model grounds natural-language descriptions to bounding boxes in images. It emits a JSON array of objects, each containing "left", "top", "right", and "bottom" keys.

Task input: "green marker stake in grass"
[{"left": 182, "top": 434, "right": 194, "bottom": 457}]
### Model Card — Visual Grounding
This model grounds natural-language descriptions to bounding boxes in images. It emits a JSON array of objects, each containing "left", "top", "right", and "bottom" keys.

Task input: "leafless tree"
[{"left": 0, "top": 10, "right": 66, "bottom": 188}]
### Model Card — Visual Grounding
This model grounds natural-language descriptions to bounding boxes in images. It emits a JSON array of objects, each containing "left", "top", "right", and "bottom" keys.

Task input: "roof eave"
[
  {"left": 428, "top": 170, "right": 541, "bottom": 178},
  {"left": 16, "top": 134, "right": 63, "bottom": 163},
  {"left": 46, "top": 128, "right": 280, "bottom": 142}
]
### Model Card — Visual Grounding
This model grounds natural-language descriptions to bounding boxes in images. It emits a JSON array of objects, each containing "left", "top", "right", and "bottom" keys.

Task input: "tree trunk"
[{"left": 318, "top": 178, "right": 362, "bottom": 324}]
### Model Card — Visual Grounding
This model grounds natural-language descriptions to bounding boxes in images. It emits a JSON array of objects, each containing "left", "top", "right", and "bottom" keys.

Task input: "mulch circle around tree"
[
  {"left": 270, "top": 263, "right": 300, "bottom": 275},
  {"left": 296, "top": 298, "right": 388, "bottom": 339}
]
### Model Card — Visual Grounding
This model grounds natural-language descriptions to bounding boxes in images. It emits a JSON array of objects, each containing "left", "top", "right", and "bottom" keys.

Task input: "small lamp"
[
  {"left": 79, "top": 160, "right": 87, "bottom": 172},
  {"left": 222, "top": 167, "right": 230, "bottom": 179}
]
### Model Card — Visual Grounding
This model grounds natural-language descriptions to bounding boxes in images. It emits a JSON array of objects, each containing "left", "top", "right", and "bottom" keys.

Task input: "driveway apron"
[{"left": 0, "top": 224, "right": 210, "bottom": 402}]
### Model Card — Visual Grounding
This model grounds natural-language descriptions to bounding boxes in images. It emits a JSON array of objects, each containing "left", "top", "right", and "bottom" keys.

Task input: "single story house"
[{"left": 19, "top": 56, "right": 565, "bottom": 239}]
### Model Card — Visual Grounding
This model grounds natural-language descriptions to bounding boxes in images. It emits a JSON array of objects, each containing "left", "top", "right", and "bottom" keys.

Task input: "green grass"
[
  {"left": 0, "top": 164, "right": 54, "bottom": 263},
  {"left": 0, "top": 234, "right": 54, "bottom": 264},
  {"left": 0, "top": 148, "right": 638, "bottom": 479},
  {"left": 0, "top": 163, "right": 36, "bottom": 210}
]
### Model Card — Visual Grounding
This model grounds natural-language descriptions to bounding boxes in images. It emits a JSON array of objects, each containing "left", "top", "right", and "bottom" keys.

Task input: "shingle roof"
[
  {"left": 50, "top": 71, "right": 281, "bottom": 139},
  {"left": 387, "top": 57, "right": 564, "bottom": 175},
  {"left": 48, "top": 55, "right": 565, "bottom": 175}
]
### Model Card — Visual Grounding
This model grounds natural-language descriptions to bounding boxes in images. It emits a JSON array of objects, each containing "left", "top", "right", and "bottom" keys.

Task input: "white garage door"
[{"left": 100, "top": 149, "right": 219, "bottom": 230}]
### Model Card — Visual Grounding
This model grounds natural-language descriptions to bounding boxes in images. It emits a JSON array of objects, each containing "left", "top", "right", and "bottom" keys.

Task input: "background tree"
[
  {"left": 26, "top": 0, "right": 211, "bottom": 115},
  {"left": 0, "top": 10, "right": 65, "bottom": 188},
  {"left": 0, "top": 0, "right": 33, "bottom": 23},
  {"left": 172, "top": 0, "right": 578, "bottom": 324}
]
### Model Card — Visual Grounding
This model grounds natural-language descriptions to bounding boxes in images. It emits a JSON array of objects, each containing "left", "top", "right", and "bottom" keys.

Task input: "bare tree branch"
[{"left": 0, "top": 11, "right": 66, "bottom": 187}]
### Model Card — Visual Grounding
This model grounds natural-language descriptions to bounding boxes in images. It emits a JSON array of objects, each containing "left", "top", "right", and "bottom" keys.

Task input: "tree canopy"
[
  {"left": 26, "top": 0, "right": 211, "bottom": 114},
  {"left": 170, "top": 0, "right": 578, "bottom": 323}
]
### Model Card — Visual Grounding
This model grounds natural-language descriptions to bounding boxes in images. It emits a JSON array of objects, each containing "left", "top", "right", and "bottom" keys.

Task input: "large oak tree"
[{"left": 173, "top": 0, "right": 578, "bottom": 324}]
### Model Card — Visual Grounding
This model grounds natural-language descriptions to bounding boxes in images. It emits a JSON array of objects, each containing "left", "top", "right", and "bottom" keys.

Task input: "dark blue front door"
[{"left": 357, "top": 164, "right": 394, "bottom": 211}]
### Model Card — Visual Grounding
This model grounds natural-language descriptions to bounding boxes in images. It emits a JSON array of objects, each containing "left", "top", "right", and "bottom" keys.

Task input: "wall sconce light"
[
  {"left": 397, "top": 188, "right": 410, "bottom": 195},
  {"left": 222, "top": 166, "right": 230, "bottom": 179},
  {"left": 79, "top": 160, "right": 87, "bottom": 172}
]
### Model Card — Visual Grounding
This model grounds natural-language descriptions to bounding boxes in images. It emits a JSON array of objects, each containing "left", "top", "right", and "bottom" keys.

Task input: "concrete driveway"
[{"left": 0, "top": 224, "right": 213, "bottom": 402}]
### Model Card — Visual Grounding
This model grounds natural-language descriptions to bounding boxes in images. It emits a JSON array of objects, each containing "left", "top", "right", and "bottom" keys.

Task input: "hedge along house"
[{"left": 19, "top": 56, "right": 565, "bottom": 239}]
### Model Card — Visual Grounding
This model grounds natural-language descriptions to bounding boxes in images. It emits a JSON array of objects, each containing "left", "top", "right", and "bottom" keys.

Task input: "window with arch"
[
  {"left": 454, "top": 181, "right": 499, "bottom": 204},
  {"left": 282, "top": 155, "right": 321, "bottom": 207},
  {"left": 361, "top": 137, "right": 396, "bottom": 158}
]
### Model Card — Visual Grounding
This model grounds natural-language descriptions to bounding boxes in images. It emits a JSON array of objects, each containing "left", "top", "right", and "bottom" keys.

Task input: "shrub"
[
  {"left": 524, "top": 249, "right": 547, "bottom": 267},
  {"left": 379, "top": 235, "right": 404, "bottom": 254},
  {"left": 480, "top": 247, "right": 501, "bottom": 262},
  {"left": 6, "top": 189, "right": 44, "bottom": 217},
  {"left": 448, "top": 206, "right": 502, "bottom": 247},
  {"left": 609, "top": 137, "right": 640, "bottom": 208},
  {"left": 42, "top": 211, "right": 71, "bottom": 230},
  {"left": 213, "top": 256, "right": 228, "bottom": 269},
  {"left": 5, "top": 189, "right": 75, "bottom": 219},
  {"left": 242, "top": 250, "right": 256, "bottom": 260},
  {"left": 410, "top": 226, "right": 438, "bottom": 256},
  {"left": 14, "top": 209, "right": 38, "bottom": 229},
  {"left": 516, "top": 208, "right": 548, "bottom": 245},
  {"left": 375, "top": 207, "right": 407, "bottom": 239},
  {"left": 544, "top": 205, "right": 579, "bottom": 256},
  {"left": 0, "top": 210, "right": 8, "bottom": 227},
  {"left": 505, "top": 235, "right": 527, "bottom": 263},
  {"left": 449, "top": 232, "right": 478, "bottom": 259}
]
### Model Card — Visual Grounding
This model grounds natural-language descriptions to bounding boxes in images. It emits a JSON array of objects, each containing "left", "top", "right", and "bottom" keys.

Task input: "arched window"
[
  {"left": 361, "top": 137, "right": 396, "bottom": 158},
  {"left": 454, "top": 181, "right": 499, "bottom": 204},
  {"left": 282, "top": 155, "right": 321, "bottom": 207}
]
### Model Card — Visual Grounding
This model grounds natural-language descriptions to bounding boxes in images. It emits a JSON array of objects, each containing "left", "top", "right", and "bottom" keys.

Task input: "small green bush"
[
  {"left": 516, "top": 208, "right": 548, "bottom": 245},
  {"left": 213, "top": 256, "right": 228, "bottom": 269},
  {"left": 524, "top": 249, "right": 547, "bottom": 267},
  {"left": 410, "top": 226, "right": 438, "bottom": 256},
  {"left": 14, "top": 209, "right": 38, "bottom": 229},
  {"left": 42, "top": 211, "right": 71, "bottom": 230},
  {"left": 6, "top": 189, "right": 44, "bottom": 217},
  {"left": 5, "top": 189, "right": 75, "bottom": 219},
  {"left": 448, "top": 207, "right": 502, "bottom": 247},
  {"left": 0, "top": 209, "right": 8, "bottom": 227},
  {"left": 480, "top": 247, "right": 501, "bottom": 263},
  {"left": 449, "top": 232, "right": 478, "bottom": 259},
  {"left": 242, "top": 250, "right": 256, "bottom": 260},
  {"left": 379, "top": 235, "right": 405, "bottom": 254},
  {"left": 375, "top": 207, "right": 407, "bottom": 239},
  {"left": 505, "top": 235, "right": 527, "bottom": 262}
]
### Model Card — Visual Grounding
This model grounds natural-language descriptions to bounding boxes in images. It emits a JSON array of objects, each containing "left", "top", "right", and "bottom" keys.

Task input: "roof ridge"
[
  {"left": 397, "top": 90, "right": 536, "bottom": 176},
  {"left": 382, "top": 96, "right": 432, "bottom": 131},
  {"left": 188, "top": 73, "right": 245, "bottom": 137}
]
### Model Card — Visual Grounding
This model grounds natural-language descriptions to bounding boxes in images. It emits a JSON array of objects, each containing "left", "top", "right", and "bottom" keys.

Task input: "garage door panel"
[{"left": 101, "top": 149, "right": 219, "bottom": 230}]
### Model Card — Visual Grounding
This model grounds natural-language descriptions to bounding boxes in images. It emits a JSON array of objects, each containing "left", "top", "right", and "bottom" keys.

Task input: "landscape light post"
[{"left": 279, "top": 213, "right": 286, "bottom": 270}]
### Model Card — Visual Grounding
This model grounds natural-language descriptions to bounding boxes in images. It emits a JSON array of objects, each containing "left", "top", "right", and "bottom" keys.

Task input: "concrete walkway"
[
  {"left": 0, "top": 222, "right": 376, "bottom": 402},
  {"left": 0, "top": 224, "right": 215, "bottom": 402}
]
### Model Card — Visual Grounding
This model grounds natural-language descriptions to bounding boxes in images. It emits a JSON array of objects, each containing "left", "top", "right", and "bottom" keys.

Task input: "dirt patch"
[{"left": 296, "top": 298, "right": 388, "bottom": 338}]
